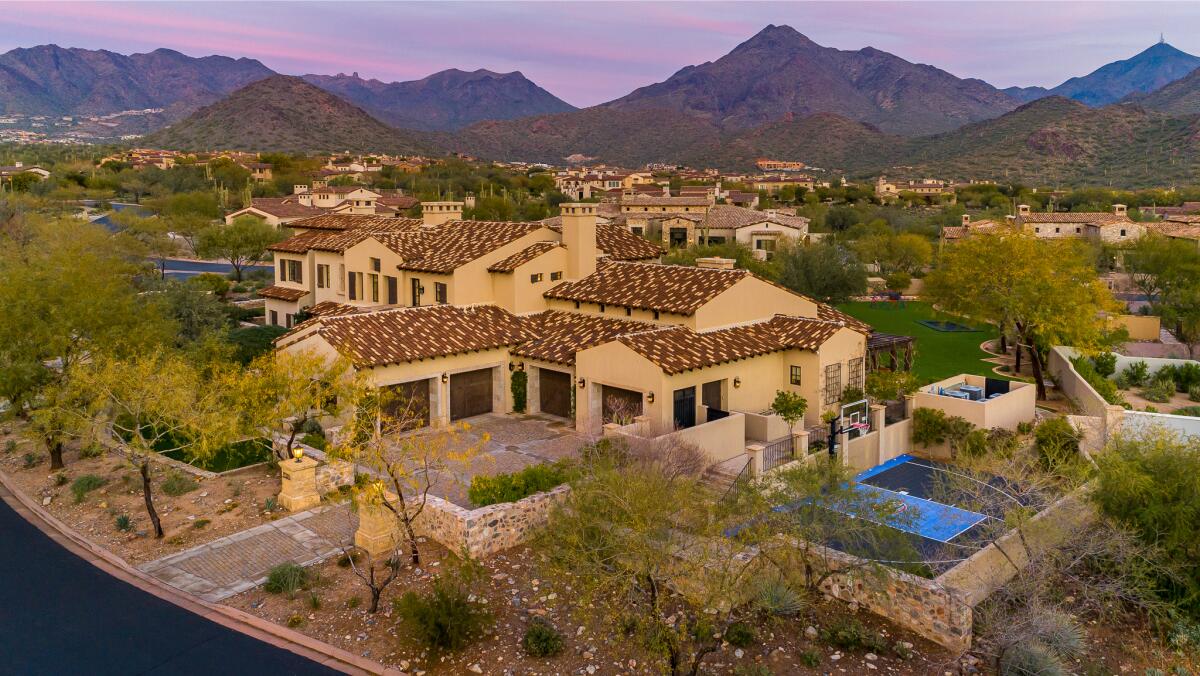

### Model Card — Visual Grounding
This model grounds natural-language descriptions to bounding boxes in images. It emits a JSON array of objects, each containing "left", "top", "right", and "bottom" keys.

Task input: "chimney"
[
  {"left": 961, "top": 214, "right": 971, "bottom": 226},
  {"left": 293, "top": 184, "right": 308, "bottom": 195},
  {"left": 696, "top": 257, "right": 736, "bottom": 270},
  {"left": 1017, "top": 204, "right": 1031, "bottom": 216},
  {"left": 560, "top": 203, "right": 598, "bottom": 280},
  {"left": 421, "top": 201, "right": 464, "bottom": 227},
  {"left": 1113, "top": 204, "right": 1127, "bottom": 216}
]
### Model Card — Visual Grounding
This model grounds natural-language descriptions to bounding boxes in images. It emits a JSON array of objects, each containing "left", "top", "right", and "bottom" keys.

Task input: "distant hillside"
[
  {"left": 1125, "top": 65, "right": 1200, "bottom": 116},
  {"left": 1005, "top": 42, "right": 1200, "bottom": 107},
  {"left": 601, "top": 24, "right": 1018, "bottom": 136},
  {"left": 143, "top": 75, "right": 429, "bottom": 154},
  {"left": 0, "top": 45, "right": 273, "bottom": 118},
  {"left": 303, "top": 69, "right": 575, "bottom": 131}
]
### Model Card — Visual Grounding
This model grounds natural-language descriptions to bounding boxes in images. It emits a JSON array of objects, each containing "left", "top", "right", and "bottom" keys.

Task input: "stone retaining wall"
[{"left": 412, "top": 486, "right": 569, "bottom": 558}]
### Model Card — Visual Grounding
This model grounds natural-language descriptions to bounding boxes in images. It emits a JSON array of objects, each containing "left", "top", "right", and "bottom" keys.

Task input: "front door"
[
  {"left": 539, "top": 369, "right": 572, "bottom": 419},
  {"left": 449, "top": 368, "right": 493, "bottom": 421},
  {"left": 386, "top": 276, "right": 398, "bottom": 305},
  {"left": 673, "top": 386, "right": 696, "bottom": 429}
]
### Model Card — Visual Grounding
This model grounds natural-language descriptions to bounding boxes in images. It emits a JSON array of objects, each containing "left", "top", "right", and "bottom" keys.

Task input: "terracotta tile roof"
[
  {"left": 240, "top": 197, "right": 324, "bottom": 219},
  {"left": 1017, "top": 212, "right": 1131, "bottom": 224},
  {"left": 512, "top": 311, "right": 653, "bottom": 365},
  {"left": 544, "top": 260, "right": 747, "bottom": 315},
  {"left": 288, "top": 304, "right": 530, "bottom": 368},
  {"left": 268, "top": 228, "right": 381, "bottom": 254},
  {"left": 1150, "top": 220, "right": 1200, "bottom": 241},
  {"left": 621, "top": 196, "right": 712, "bottom": 207},
  {"left": 816, "top": 303, "right": 872, "bottom": 333},
  {"left": 703, "top": 205, "right": 809, "bottom": 231},
  {"left": 616, "top": 314, "right": 860, "bottom": 375},
  {"left": 307, "top": 301, "right": 362, "bottom": 317},
  {"left": 376, "top": 195, "right": 419, "bottom": 209},
  {"left": 397, "top": 221, "right": 548, "bottom": 273},
  {"left": 258, "top": 285, "right": 309, "bottom": 302},
  {"left": 541, "top": 219, "right": 663, "bottom": 261},
  {"left": 942, "top": 219, "right": 1002, "bottom": 240},
  {"left": 287, "top": 214, "right": 422, "bottom": 232},
  {"left": 1164, "top": 214, "right": 1200, "bottom": 224},
  {"left": 488, "top": 242, "right": 562, "bottom": 273}
]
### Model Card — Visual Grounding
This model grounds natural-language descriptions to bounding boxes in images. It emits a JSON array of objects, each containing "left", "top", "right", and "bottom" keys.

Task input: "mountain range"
[{"left": 1002, "top": 41, "right": 1200, "bottom": 106}]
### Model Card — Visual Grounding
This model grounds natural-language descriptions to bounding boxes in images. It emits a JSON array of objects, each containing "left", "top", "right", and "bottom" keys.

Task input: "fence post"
[
  {"left": 278, "top": 455, "right": 321, "bottom": 512},
  {"left": 794, "top": 428, "right": 809, "bottom": 458},
  {"left": 746, "top": 443, "right": 764, "bottom": 477}
]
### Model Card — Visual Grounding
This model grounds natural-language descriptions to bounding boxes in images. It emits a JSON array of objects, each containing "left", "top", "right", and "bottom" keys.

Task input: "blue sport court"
[{"left": 850, "top": 454, "right": 991, "bottom": 544}]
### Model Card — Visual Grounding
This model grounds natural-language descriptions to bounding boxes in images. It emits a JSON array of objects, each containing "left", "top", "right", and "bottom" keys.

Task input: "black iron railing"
[
  {"left": 762, "top": 435, "right": 795, "bottom": 472},
  {"left": 719, "top": 457, "right": 752, "bottom": 503}
]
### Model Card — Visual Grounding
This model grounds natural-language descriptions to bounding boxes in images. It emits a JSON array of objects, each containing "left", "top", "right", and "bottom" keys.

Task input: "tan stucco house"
[{"left": 270, "top": 203, "right": 871, "bottom": 463}]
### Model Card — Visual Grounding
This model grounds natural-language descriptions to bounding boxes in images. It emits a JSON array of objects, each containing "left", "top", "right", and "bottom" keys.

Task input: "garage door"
[
  {"left": 539, "top": 369, "right": 572, "bottom": 419},
  {"left": 382, "top": 379, "right": 430, "bottom": 431},
  {"left": 450, "top": 368, "right": 493, "bottom": 421},
  {"left": 601, "top": 385, "right": 643, "bottom": 424}
]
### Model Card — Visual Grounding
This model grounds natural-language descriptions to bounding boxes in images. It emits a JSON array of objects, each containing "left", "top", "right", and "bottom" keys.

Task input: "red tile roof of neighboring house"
[
  {"left": 621, "top": 196, "right": 712, "bottom": 207},
  {"left": 239, "top": 197, "right": 324, "bottom": 219},
  {"left": 307, "top": 301, "right": 363, "bottom": 317},
  {"left": 286, "top": 214, "right": 422, "bottom": 231}
]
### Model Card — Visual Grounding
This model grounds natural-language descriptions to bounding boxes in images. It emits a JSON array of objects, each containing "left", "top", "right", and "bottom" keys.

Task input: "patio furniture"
[{"left": 959, "top": 385, "right": 984, "bottom": 401}]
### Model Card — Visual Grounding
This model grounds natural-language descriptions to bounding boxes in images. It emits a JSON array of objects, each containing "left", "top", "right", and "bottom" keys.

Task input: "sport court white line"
[
  {"left": 854, "top": 483, "right": 992, "bottom": 544},
  {"left": 902, "top": 458, "right": 1024, "bottom": 507}
]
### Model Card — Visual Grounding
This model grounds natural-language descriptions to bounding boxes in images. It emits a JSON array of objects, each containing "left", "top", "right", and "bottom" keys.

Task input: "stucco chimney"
[
  {"left": 421, "top": 201, "right": 464, "bottom": 227},
  {"left": 1017, "top": 204, "right": 1031, "bottom": 216},
  {"left": 1113, "top": 204, "right": 1127, "bottom": 216},
  {"left": 961, "top": 214, "right": 971, "bottom": 226},
  {"left": 696, "top": 257, "right": 736, "bottom": 270},
  {"left": 560, "top": 203, "right": 598, "bottom": 280}
]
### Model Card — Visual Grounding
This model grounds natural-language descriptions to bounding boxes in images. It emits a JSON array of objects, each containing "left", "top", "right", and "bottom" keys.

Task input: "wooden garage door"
[
  {"left": 382, "top": 379, "right": 430, "bottom": 431},
  {"left": 539, "top": 369, "right": 572, "bottom": 419},
  {"left": 450, "top": 368, "right": 493, "bottom": 421},
  {"left": 601, "top": 385, "right": 643, "bottom": 424}
]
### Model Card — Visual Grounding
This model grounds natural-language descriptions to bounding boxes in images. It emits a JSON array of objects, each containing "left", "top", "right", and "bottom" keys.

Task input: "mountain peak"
[{"left": 736, "top": 24, "right": 816, "bottom": 51}]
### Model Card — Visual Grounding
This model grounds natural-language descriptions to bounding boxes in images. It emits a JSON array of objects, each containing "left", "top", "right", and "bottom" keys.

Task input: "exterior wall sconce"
[
  {"left": 647, "top": 392, "right": 655, "bottom": 404},
  {"left": 733, "top": 377, "right": 742, "bottom": 388},
  {"left": 577, "top": 377, "right": 586, "bottom": 389},
  {"left": 441, "top": 372, "right": 449, "bottom": 383},
  {"left": 508, "top": 362, "right": 515, "bottom": 372}
]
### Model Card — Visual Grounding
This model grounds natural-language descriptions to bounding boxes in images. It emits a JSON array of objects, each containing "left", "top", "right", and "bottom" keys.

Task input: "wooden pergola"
[{"left": 867, "top": 332, "right": 915, "bottom": 372}]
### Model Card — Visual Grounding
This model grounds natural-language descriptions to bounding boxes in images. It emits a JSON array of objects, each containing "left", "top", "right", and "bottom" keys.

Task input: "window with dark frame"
[
  {"left": 369, "top": 273, "right": 379, "bottom": 302},
  {"left": 530, "top": 272, "right": 543, "bottom": 283},
  {"left": 317, "top": 264, "right": 329, "bottom": 289},
  {"left": 370, "top": 257, "right": 381, "bottom": 272},
  {"left": 790, "top": 365, "right": 802, "bottom": 386},
  {"left": 347, "top": 272, "right": 357, "bottom": 300},
  {"left": 823, "top": 363, "right": 842, "bottom": 405},
  {"left": 434, "top": 282, "right": 447, "bottom": 304},
  {"left": 848, "top": 357, "right": 864, "bottom": 391},
  {"left": 550, "top": 271, "right": 562, "bottom": 281}
]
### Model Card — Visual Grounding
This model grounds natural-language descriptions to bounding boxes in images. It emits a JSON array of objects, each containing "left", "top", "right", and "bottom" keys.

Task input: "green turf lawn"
[{"left": 836, "top": 301, "right": 1000, "bottom": 384}]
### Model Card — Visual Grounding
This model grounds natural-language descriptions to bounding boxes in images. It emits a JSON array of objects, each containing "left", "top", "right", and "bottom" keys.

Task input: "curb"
[{"left": 0, "top": 469, "right": 403, "bottom": 676}]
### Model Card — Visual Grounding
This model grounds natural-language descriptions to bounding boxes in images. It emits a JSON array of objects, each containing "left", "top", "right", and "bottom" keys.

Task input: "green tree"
[
  {"left": 195, "top": 216, "right": 282, "bottom": 281},
  {"left": 926, "top": 232, "right": 1118, "bottom": 399},
  {"left": 1128, "top": 235, "right": 1200, "bottom": 358},
  {"left": 770, "top": 390, "right": 808, "bottom": 441},
  {"left": 776, "top": 240, "right": 868, "bottom": 304}
]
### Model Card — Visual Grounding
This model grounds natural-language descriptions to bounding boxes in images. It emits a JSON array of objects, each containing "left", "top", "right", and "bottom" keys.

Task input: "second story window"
[
  {"left": 280, "top": 259, "right": 302, "bottom": 283},
  {"left": 530, "top": 273, "right": 544, "bottom": 283},
  {"left": 550, "top": 271, "right": 563, "bottom": 281},
  {"left": 369, "top": 273, "right": 379, "bottom": 303},
  {"left": 370, "top": 257, "right": 381, "bottom": 272},
  {"left": 790, "top": 366, "right": 802, "bottom": 386},
  {"left": 823, "top": 363, "right": 842, "bottom": 406},
  {"left": 434, "top": 282, "right": 447, "bottom": 304},
  {"left": 316, "top": 264, "right": 330, "bottom": 289}
]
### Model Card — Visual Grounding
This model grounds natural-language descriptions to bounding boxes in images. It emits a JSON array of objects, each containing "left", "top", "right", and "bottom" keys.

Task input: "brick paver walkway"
[{"left": 138, "top": 505, "right": 357, "bottom": 602}]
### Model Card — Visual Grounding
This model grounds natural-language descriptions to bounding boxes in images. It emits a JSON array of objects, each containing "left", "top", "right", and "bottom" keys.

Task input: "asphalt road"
[{"left": 0, "top": 496, "right": 341, "bottom": 676}]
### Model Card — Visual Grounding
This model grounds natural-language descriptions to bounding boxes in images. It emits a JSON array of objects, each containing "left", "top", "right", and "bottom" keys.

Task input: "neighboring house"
[
  {"left": 274, "top": 203, "right": 871, "bottom": 446},
  {"left": 1150, "top": 215, "right": 1200, "bottom": 250},
  {"left": 749, "top": 176, "right": 815, "bottom": 193},
  {"left": 875, "top": 176, "right": 954, "bottom": 200},
  {"left": 0, "top": 163, "right": 50, "bottom": 180},
  {"left": 242, "top": 162, "right": 273, "bottom": 182},
  {"left": 725, "top": 191, "right": 760, "bottom": 209},
  {"left": 940, "top": 214, "right": 1003, "bottom": 243},
  {"left": 620, "top": 203, "right": 809, "bottom": 252},
  {"left": 756, "top": 159, "right": 807, "bottom": 172},
  {"left": 225, "top": 185, "right": 418, "bottom": 226},
  {"left": 1014, "top": 204, "right": 1144, "bottom": 243},
  {"left": 224, "top": 197, "right": 325, "bottom": 227}
]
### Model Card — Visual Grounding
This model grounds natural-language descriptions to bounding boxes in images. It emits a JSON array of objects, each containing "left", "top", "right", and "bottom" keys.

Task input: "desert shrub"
[
  {"left": 468, "top": 461, "right": 575, "bottom": 507},
  {"left": 1189, "top": 385, "right": 1200, "bottom": 402},
  {"left": 1091, "top": 352, "right": 1117, "bottom": 378},
  {"left": 913, "top": 407, "right": 974, "bottom": 455},
  {"left": 161, "top": 471, "right": 198, "bottom": 496},
  {"left": 1143, "top": 379, "right": 1176, "bottom": 404},
  {"left": 22, "top": 452, "right": 39, "bottom": 468},
  {"left": 522, "top": 617, "right": 564, "bottom": 657},
  {"left": 1071, "top": 356, "right": 1124, "bottom": 405},
  {"left": 3, "top": 439, "right": 16, "bottom": 454},
  {"left": 1017, "top": 421, "right": 1034, "bottom": 435},
  {"left": 864, "top": 370, "right": 919, "bottom": 402},
  {"left": 228, "top": 325, "right": 289, "bottom": 365},
  {"left": 821, "top": 617, "right": 888, "bottom": 652},
  {"left": 1121, "top": 360, "right": 1149, "bottom": 387},
  {"left": 396, "top": 575, "right": 492, "bottom": 651},
  {"left": 307, "top": 592, "right": 321, "bottom": 610},
  {"left": 299, "top": 418, "right": 323, "bottom": 435},
  {"left": 337, "top": 550, "right": 362, "bottom": 567},
  {"left": 1094, "top": 431, "right": 1200, "bottom": 617},
  {"left": 1152, "top": 365, "right": 1176, "bottom": 385},
  {"left": 301, "top": 433, "right": 326, "bottom": 451},
  {"left": 53, "top": 473, "right": 68, "bottom": 486},
  {"left": 725, "top": 622, "right": 756, "bottom": 648},
  {"left": 997, "top": 608, "right": 1083, "bottom": 676},
  {"left": 71, "top": 474, "right": 106, "bottom": 503},
  {"left": 1174, "top": 406, "right": 1200, "bottom": 417},
  {"left": 78, "top": 443, "right": 104, "bottom": 459},
  {"left": 1034, "top": 418, "right": 1082, "bottom": 469},
  {"left": 986, "top": 428, "right": 1021, "bottom": 457},
  {"left": 753, "top": 579, "right": 805, "bottom": 617},
  {"left": 114, "top": 514, "right": 133, "bottom": 532},
  {"left": 186, "top": 272, "right": 230, "bottom": 297},
  {"left": 1175, "top": 362, "right": 1200, "bottom": 392},
  {"left": 962, "top": 428, "right": 989, "bottom": 457},
  {"left": 999, "top": 641, "right": 1066, "bottom": 676},
  {"left": 286, "top": 614, "right": 304, "bottom": 628},
  {"left": 884, "top": 270, "right": 911, "bottom": 293},
  {"left": 263, "top": 563, "right": 308, "bottom": 597},
  {"left": 799, "top": 650, "right": 821, "bottom": 666}
]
